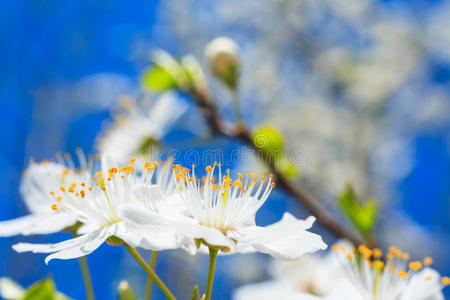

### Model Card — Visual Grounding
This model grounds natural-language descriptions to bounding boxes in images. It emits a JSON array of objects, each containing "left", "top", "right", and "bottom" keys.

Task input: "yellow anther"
[
  {"left": 373, "top": 261, "right": 384, "bottom": 269},
  {"left": 346, "top": 253, "right": 352, "bottom": 261},
  {"left": 61, "top": 169, "right": 69, "bottom": 177},
  {"left": 332, "top": 245, "right": 339, "bottom": 252},
  {"left": 402, "top": 252, "right": 410, "bottom": 260},
  {"left": 81, "top": 182, "right": 86, "bottom": 187},
  {"left": 271, "top": 182, "right": 276, "bottom": 188},
  {"left": 226, "top": 169, "right": 230, "bottom": 173},
  {"left": 49, "top": 191, "right": 55, "bottom": 196},
  {"left": 80, "top": 190, "right": 85, "bottom": 198},
  {"left": 409, "top": 261, "right": 423, "bottom": 271},
  {"left": 233, "top": 180, "right": 242, "bottom": 187},
  {"left": 425, "top": 276, "right": 432, "bottom": 281},
  {"left": 261, "top": 177, "right": 266, "bottom": 182},
  {"left": 60, "top": 186, "right": 66, "bottom": 192},
  {"left": 387, "top": 253, "right": 394, "bottom": 260},
  {"left": 442, "top": 277, "right": 450, "bottom": 286},
  {"left": 56, "top": 196, "right": 62, "bottom": 201},
  {"left": 96, "top": 172, "right": 103, "bottom": 178},
  {"left": 51, "top": 204, "right": 58, "bottom": 211},
  {"left": 129, "top": 157, "right": 136, "bottom": 163},
  {"left": 144, "top": 161, "right": 151, "bottom": 168},
  {"left": 192, "top": 164, "right": 196, "bottom": 168},
  {"left": 88, "top": 187, "right": 92, "bottom": 191},
  {"left": 423, "top": 257, "right": 433, "bottom": 266},
  {"left": 373, "top": 248, "right": 382, "bottom": 258},
  {"left": 96, "top": 178, "right": 105, "bottom": 187},
  {"left": 269, "top": 174, "right": 273, "bottom": 178},
  {"left": 250, "top": 173, "right": 257, "bottom": 178},
  {"left": 399, "top": 270, "right": 408, "bottom": 278},
  {"left": 238, "top": 173, "right": 243, "bottom": 179},
  {"left": 176, "top": 173, "right": 186, "bottom": 181},
  {"left": 68, "top": 187, "right": 75, "bottom": 193},
  {"left": 206, "top": 165, "right": 213, "bottom": 172}
]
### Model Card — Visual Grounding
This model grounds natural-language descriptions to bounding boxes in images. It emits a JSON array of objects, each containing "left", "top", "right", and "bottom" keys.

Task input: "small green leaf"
[
  {"left": 23, "top": 278, "right": 55, "bottom": 300},
  {"left": 118, "top": 281, "right": 137, "bottom": 300},
  {"left": 252, "top": 126, "right": 300, "bottom": 180},
  {"left": 190, "top": 285, "right": 199, "bottom": 300},
  {"left": 337, "top": 185, "right": 378, "bottom": 239},
  {"left": 141, "top": 65, "right": 177, "bottom": 92}
]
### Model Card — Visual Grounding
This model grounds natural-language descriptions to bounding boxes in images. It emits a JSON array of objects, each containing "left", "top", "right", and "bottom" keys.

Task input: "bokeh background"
[{"left": 1, "top": 0, "right": 449, "bottom": 299}]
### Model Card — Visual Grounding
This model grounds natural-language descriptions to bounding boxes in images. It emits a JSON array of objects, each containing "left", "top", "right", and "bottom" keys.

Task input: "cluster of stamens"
[{"left": 332, "top": 244, "right": 449, "bottom": 299}]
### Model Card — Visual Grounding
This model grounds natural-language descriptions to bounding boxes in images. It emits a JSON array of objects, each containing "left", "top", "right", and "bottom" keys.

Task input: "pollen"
[
  {"left": 373, "top": 248, "right": 382, "bottom": 258},
  {"left": 373, "top": 261, "right": 384, "bottom": 269},
  {"left": 49, "top": 191, "right": 55, "bottom": 196},
  {"left": 271, "top": 182, "right": 275, "bottom": 188},
  {"left": 129, "top": 157, "right": 136, "bottom": 163},
  {"left": 399, "top": 270, "right": 408, "bottom": 278},
  {"left": 425, "top": 276, "right": 432, "bottom": 281},
  {"left": 442, "top": 277, "right": 450, "bottom": 286},
  {"left": 409, "top": 261, "right": 423, "bottom": 271},
  {"left": 423, "top": 257, "right": 433, "bottom": 266},
  {"left": 96, "top": 172, "right": 103, "bottom": 178},
  {"left": 206, "top": 165, "right": 213, "bottom": 172},
  {"left": 51, "top": 204, "right": 58, "bottom": 211},
  {"left": 56, "top": 196, "right": 62, "bottom": 201},
  {"left": 60, "top": 186, "right": 66, "bottom": 192},
  {"left": 331, "top": 245, "right": 339, "bottom": 252}
]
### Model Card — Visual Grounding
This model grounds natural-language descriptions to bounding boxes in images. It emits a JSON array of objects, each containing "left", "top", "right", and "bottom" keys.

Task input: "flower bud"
[{"left": 205, "top": 37, "right": 240, "bottom": 89}]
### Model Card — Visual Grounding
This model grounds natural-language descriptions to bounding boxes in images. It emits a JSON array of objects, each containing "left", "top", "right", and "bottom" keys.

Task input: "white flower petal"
[
  {"left": 0, "top": 212, "right": 76, "bottom": 237},
  {"left": 238, "top": 213, "right": 327, "bottom": 260},
  {"left": 233, "top": 280, "right": 320, "bottom": 300},
  {"left": 399, "top": 268, "right": 445, "bottom": 300}
]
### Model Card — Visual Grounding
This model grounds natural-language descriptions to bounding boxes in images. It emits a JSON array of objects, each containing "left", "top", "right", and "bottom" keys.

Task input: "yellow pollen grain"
[
  {"left": 423, "top": 257, "right": 433, "bottom": 266},
  {"left": 271, "top": 182, "right": 275, "bottom": 188},
  {"left": 425, "top": 276, "right": 432, "bottom": 281},
  {"left": 442, "top": 277, "right": 450, "bottom": 286},
  {"left": 56, "top": 196, "right": 62, "bottom": 201},
  {"left": 80, "top": 190, "right": 85, "bottom": 198},
  {"left": 373, "top": 261, "right": 384, "bottom": 269},
  {"left": 233, "top": 180, "right": 242, "bottom": 187},
  {"left": 409, "top": 261, "right": 423, "bottom": 271},
  {"left": 51, "top": 204, "right": 58, "bottom": 211},
  {"left": 129, "top": 157, "right": 136, "bottom": 163},
  {"left": 49, "top": 191, "right": 55, "bottom": 196},
  {"left": 346, "top": 253, "right": 352, "bottom": 261},
  {"left": 206, "top": 165, "right": 213, "bottom": 172},
  {"left": 402, "top": 252, "right": 410, "bottom": 260},
  {"left": 399, "top": 270, "right": 408, "bottom": 278},
  {"left": 387, "top": 253, "right": 394, "bottom": 260},
  {"left": 331, "top": 245, "right": 339, "bottom": 252},
  {"left": 96, "top": 172, "right": 103, "bottom": 178},
  {"left": 373, "top": 248, "right": 382, "bottom": 258},
  {"left": 144, "top": 161, "right": 151, "bottom": 168},
  {"left": 60, "top": 186, "right": 66, "bottom": 192},
  {"left": 81, "top": 182, "right": 86, "bottom": 187}
]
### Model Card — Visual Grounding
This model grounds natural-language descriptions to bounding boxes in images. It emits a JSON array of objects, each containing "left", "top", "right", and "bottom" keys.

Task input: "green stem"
[
  {"left": 145, "top": 251, "right": 159, "bottom": 300},
  {"left": 204, "top": 247, "right": 219, "bottom": 300},
  {"left": 78, "top": 256, "right": 95, "bottom": 300},
  {"left": 124, "top": 244, "right": 176, "bottom": 300},
  {"left": 230, "top": 88, "right": 243, "bottom": 126}
]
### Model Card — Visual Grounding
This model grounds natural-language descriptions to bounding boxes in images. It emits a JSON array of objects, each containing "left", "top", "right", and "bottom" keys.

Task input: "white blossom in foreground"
[
  {"left": 233, "top": 243, "right": 346, "bottom": 300},
  {"left": 13, "top": 157, "right": 189, "bottom": 263},
  {"left": 97, "top": 93, "right": 187, "bottom": 164},
  {"left": 0, "top": 157, "right": 89, "bottom": 236},
  {"left": 327, "top": 244, "right": 449, "bottom": 300},
  {"left": 122, "top": 163, "right": 327, "bottom": 259}
]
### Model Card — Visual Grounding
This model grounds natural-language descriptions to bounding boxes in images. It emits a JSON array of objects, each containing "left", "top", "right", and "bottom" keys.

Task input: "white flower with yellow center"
[
  {"left": 122, "top": 163, "right": 327, "bottom": 260},
  {"left": 97, "top": 93, "right": 187, "bottom": 164},
  {"left": 0, "top": 156, "right": 89, "bottom": 236},
  {"left": 13, "top": 157, "right": 188, "bottom": 263},
  {"left": 328, "top": 244, "right": 449, "bottom": 300}
]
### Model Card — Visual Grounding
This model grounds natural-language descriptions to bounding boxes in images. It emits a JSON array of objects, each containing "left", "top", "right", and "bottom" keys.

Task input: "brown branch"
[{"left": 187, "top": 86, "right": 366, "bottom": 247}]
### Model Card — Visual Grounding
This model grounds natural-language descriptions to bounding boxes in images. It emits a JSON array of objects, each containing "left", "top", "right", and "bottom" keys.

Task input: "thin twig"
[{"left": 187, "top": 86, "right": 366, "bottom": 247}]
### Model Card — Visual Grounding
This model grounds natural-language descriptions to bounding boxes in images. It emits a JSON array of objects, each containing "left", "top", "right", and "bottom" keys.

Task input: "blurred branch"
[{"left": 187, "top": 85, "right": 368, "bottom": 247}]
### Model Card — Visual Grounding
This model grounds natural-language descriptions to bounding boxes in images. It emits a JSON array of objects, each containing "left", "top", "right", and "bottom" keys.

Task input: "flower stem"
[
  {"left": 204, "top": 247, "right": 219, "bottom": 300},
  {"left": 78, "top": 256, "right": 95, "bottom": 300},
  {"left": 124, "top": 244, "right": 176, "bottom": 300},
  {"left": 145, "top": 251, "right": 159, "bottom": 300}
]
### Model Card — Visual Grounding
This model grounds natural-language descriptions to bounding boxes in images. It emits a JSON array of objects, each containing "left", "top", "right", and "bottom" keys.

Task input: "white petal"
[
  {"left": 324, "top": 279, "right": 365, "bottom": 300},
  {"left": 400, "top": 268, "right": 445, "bottom": 300},
  {"left": 233, "top": 280, "right": 320, "bottom": 300},
  {"left": 44, "top": 228, "right": 109, "bottom": 264},
  {"left": 0, "top": 213, "right": 76, "bottom": 237},
  {"left": 121, "top": 204, "right": 234, "bottom": 250},
  {"left": 238, "top": 213, "right": 327, "bottom": 260},
  {"left": 13, "top": 227, "right": 109, "bottom": 264},
  {"left": 0, "top": 277, "right": 24, "bottom": 299}
]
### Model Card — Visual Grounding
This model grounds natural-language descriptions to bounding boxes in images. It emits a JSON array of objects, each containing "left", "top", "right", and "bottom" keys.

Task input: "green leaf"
[
  {"left": 118, "top": 281, "right": 137, "bottom": 300},
  {"left": 337, "top": 185, "right": 378, "bottom": 239},
  {"left": 190, "top": 285, "right": 199, "bottom": 300},
  {"left": 22, "top": 278, "right": 55, "bottom": 300},
  {"left": 251, "top": 126, "right": 300, "bottom": 180},
  {"left": 141, "top": 65, "right": 177, "bottom": 92}
]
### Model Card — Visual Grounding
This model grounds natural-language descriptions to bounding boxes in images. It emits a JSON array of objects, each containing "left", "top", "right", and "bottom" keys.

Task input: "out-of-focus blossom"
[
  {"left": 13, "top": 157, "right": 190, "bottom": 263},
  {"left": 205, "top": 37, "right": 240, "bottom": 89},
  {"left": 233, "top": 241, "right": 347, "bottom": 300},
  {"left": 97, "top": 93, "right": 187, "bottom": 164},
  {"left": 0, "top": 157, "right": 88, "bottom": 236},
  {"left": 123, "top": 163, "right": 327, "bottom": 259}
]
